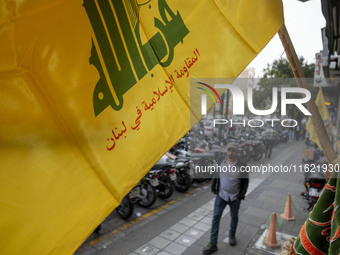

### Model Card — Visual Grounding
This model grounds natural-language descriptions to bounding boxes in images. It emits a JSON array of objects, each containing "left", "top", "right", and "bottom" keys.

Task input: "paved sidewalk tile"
[
  {"left": 149, "top": 236, "right": 172, "bottom": 250},
  {"left": 193, "top": 222, "right": 211, "bottom": 232},
  {"left": 194, "top": 208, "right": 211, "bottom": 216},
  {"left": 178, "top": 218, "right": 197, "bottom": 227},
  {"left": 270, "top": 180, "right": 292, "bottom": 190},
  {"left": 257, "top": 193, "right": 282, "bottom": 205},
  {"left": 201, "top": 203, "right": 214, "bottom": 211},
  {"left": 135, "top": 244, "right": 159, "bottom": 255},
  {"left": 184, "top": 228, "right": 205, "bottom": 239},
  {"left": 187, "top": 212, "right": 205, "bottom": 221},
  {"left": 160, "top": 229, "right": 181, "bottom": 241},
  {"left": 163, "top": 242, "right": 187, "bottom": 255},
  {"left": 200, "top": 216, "right": 213, "bottom": 225},
  {"left": 175, "top": 234, "right": 197, "bottom": 247},
  {"left": 243, "top": 207, "right": 271, "bottom": 219},
  {"left": 170, "top": 223, "right": 190, "bottom": 233},
  {"left": 155, "top": 252, "right": 172, "bottom": 255}
]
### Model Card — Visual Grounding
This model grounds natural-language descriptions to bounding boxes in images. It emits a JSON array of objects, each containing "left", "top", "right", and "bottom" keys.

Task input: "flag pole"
[{"left": 278, "top": 24, "right": 336, "bottom": 178}]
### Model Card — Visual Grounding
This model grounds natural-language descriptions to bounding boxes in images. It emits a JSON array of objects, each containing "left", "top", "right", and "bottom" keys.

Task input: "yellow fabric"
[
  {"left": 0, "top": 1, "right": 283, "bottom": 254},
  {"left": 315, "top": 87, "right": 330, "bottom": 121},
  {"left": 306, "top": 87, "right": 329, "bottom": 149}
]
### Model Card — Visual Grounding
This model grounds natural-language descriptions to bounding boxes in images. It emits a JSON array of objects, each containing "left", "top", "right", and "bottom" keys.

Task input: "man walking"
[
  {"left": 264, "top": 127, "right": 278, "bottom": 159},
  {"left": 203, "top": 142, "right": 249, "bottom": 254}
]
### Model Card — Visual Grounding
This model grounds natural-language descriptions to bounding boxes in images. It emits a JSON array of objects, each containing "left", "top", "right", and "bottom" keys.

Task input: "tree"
[{"left": 252, "top": 57, "right": 316, "bottom": 123}]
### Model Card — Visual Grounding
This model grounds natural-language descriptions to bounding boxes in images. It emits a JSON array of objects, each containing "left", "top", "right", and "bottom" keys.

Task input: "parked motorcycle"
[
  {"left": 237, "top": 141, "right": 252, "bottom": 162},
  {"left": 167, "top": 145, "right": 192, "bottom": 193},
  {"left": 305, "top": 171, "right": 326, "bottom": 210},
  {"left": 301, "top": 140, "right": 326, "bottom": 210},
  {"left": 94, "top": 185, "right": 141, "bottom": 230},
  {"left": 279, "top": 130, "right": 289, "bottom": 143},
  {"left": 137, "top": 171, "right": 159, "bottom": 208},
  {"left": 249, "top": 139, "right": 265, "bottom": 161},
  {"left": 190, "top": 151, "right": 215, "bottom": 182},
  {"left": 94, "top": 224, "right": 102, "bottom": 234},
  {"left": 150, "top": 159, "right": 177, "bottom": 199},
  {"left": 116, "top": 185, "right": 140, "bottom": 220},
  {"left": 173, "top": 158, "right": 192, "bottom": 192}
]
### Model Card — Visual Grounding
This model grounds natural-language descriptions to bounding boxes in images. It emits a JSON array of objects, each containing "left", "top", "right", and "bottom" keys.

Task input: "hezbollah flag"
[
  {"left": 0, "top": 1, "right": 283, "bottom": 254},
  {"left": 306, "top": 87, "right": 330, "bottom": 149}
]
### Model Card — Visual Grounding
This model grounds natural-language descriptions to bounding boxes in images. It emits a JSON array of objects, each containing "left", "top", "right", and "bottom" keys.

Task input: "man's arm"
[
  {"left": 211, "top": 178, "right": 218, "bottom": 194},
  {"left": 237, "top": 178, "right": 249, "bottom": 200},
  {"left": 237, "top": 161, "right": 249, "bottom": 200}
]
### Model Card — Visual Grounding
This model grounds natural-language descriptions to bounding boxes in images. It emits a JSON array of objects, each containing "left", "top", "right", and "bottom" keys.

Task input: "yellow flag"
[
  {"left": 0, "top": 1, "right": 283, "bottom": 254},
  {"left": 306, "top": 87, "right": 329, "bottom": 149},
  {"left": 315, "top": 86, "right": 330, "bottom": 121}
]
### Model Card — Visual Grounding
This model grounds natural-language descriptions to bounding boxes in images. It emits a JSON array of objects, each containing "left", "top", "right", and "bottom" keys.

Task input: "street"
[{"left": 76, "top": 139, "right": 312, "bottom": 255}]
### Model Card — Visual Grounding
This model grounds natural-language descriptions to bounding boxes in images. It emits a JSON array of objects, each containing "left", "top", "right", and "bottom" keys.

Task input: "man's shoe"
[
  {"left": 229, "top": 236, "right": 237, "bottom": 246},
  {"left": 203, "top": 241, "right": 218, "bottom": 254}
]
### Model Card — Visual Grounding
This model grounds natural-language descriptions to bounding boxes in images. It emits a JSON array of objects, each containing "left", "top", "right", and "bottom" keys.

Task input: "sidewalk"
[
  {"left": 183, "top": 140, "right": 309, "bottom": 255},
  {"left": 76, "top": 140, "right": 310, "bottom": 255}
]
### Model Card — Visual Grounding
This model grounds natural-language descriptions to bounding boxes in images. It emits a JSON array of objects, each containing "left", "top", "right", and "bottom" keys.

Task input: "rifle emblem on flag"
[{"left": 83, "top": 0, "right": 189, "bottom": 116}]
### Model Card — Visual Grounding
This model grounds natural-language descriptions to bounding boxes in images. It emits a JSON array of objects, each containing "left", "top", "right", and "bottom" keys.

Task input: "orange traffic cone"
[
  {"left": 264, "top": 212, "right": 281, "bottom": 248},
  {"left": 281, "top": 193, "right": 296, "bottom": 221}
]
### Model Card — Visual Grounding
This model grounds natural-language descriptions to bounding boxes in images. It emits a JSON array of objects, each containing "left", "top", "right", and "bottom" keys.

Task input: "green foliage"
[
  {"left": 262, "top": 57, "right": 314, "bottom": 78},
  {"left": 252, "top": 57, "right": 316, "bottom": 122}
]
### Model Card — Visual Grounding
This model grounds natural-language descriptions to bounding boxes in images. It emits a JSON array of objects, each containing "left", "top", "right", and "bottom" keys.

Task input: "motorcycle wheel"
[
  {"left": 94, "top": 224, "right": 102, "bottom": 234},
  {"left": 174, "top": 170, "right": 192, "bottom": 193},
  {"left": 308, "top": 196, "right": 318, "bottom": 211},
  {"left": 116, "top": 195, "right": 134, "bottom": 220},
  {"left": 157, "top": 180, "right": 174, "bottom": 199},
  {"left": 137, "top": 182, "right": 157, "bottom": 208},
  {"left": 240, "top": 148, "right": 251, "bottom": 162},
  {"left": 194, "top": 178, "right": 209, "bottom": 183},
  {"left": 251, "top": 150, "right": 263, "bottom": 161}
]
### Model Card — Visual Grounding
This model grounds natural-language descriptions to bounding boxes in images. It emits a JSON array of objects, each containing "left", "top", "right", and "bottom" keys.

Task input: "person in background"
[
  {"left": 295, "top": 125, "right": 300, "bottom": 141},
  {"left": 327, "top": 102, "right": 336, "bottom": 125},
  {"left": 203, "top": 142, "right": 249, "bottom": 255},
  {"left": 264, "top": 127, "right": 278, "bottom": 159}
]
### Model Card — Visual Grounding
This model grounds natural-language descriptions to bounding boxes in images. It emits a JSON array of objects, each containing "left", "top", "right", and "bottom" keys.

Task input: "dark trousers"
[
  {"left": 264, "top": 139, "right": 274, "bottom": 158},
  {"left": 210, "top": 194, "right": 241, "bottom": 244}
]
